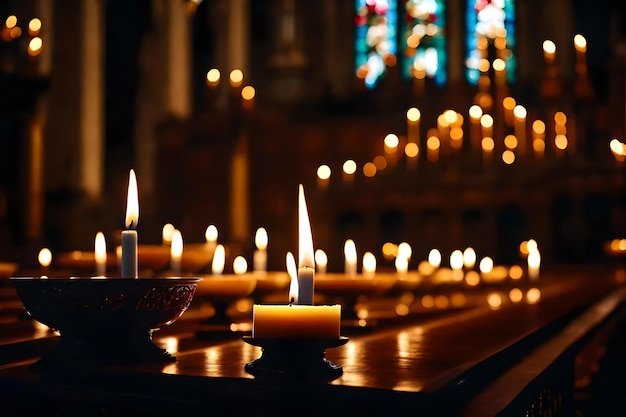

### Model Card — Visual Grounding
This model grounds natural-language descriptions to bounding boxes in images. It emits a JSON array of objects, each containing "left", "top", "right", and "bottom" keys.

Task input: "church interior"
[{"left": 1, "top": 0, "right": 626, "bottom": 415}]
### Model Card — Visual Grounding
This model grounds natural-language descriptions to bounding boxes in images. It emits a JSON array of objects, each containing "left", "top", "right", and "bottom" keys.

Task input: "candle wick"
[{"left": 289, "top": 297, "right": 295, "bottom": 306}]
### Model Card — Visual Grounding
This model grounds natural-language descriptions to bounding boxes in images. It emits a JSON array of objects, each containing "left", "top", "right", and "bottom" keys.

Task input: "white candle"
[
  {"left": 121, "top": 169, "right": 138, "bottom": 278},
  {"left": 95, "top": 231, "right": 107, "bottom": 276},
  {"left": 344, "top": 239, "right": 357, "bottom": 275},
  {"left": 297, "top": 184, "right": 315, "bottom": 305},
  {"left": 170, "top": 229, "right": 183, "bottom": 275},
  {"left": 253, "top": 227, "right": 268, "bottom": 272}
]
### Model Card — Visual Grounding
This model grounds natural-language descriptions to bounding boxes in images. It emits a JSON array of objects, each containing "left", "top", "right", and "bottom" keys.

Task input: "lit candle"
[
  {"left": 450, "top": 250, "right": 464, "bottom": 280},
  {"left": 212, "top": 244, "right": 225, "bottom": 275},
  {"left": 316, "top": 165, "right": 331, "bottom": 190},
  {"left": 252, "top": 304, "right": 341, "bottom": 339},
  {"left": 121, "top": 169, "right": 138, "bottom": 278},
  {"left": 170, "top": 229, "right": 183, "bottom": 275},
  {"left": 162, "top": 223, "right": 175, "bottom": 246},
  {"left": 314, "top": 249, "right": 327, "bottom": 275},
  {"left": 428, "top": 248, "right": 441, "bottom": 269},
  {"left": 406, "top": 108, "right": 421, "bottom": 144},
  {"left": 233, "top": 256, "right": 248, "bottom": 274},
  {"left": 342, "top": 160, "right": 357, "bottom": 184},
  {"left": 469, "top": 105, "right": 483, "bottom": 151},
  {"left": 95, "top": 231, "right": 107, "bottom": 276},
  {"left": 206, "top": 68, "right": 220, "bottom": 89},
  {"left": 344, "top": 239, "right": 357, "bottom": 276},
  {"left": 426, "top": 135, "right": 440, "bottom": 163},
  {"left": 286, "top": 251, "right": 298, "bottom": 303},
  {"left": 543, "top": 40, "right": 556, "bottom": 65},
  {"left": 513, "top": 105, "right": 527, "bottom": 157},
  {"left": 527, "top": 243, "right": 541, "bottom": 281},
  {"left": 297, "top": 184, "right": 315, "bottom": 305},
  {"left": 463, "top": 247, "right": 476, "bottom": 270},
  {"left": 38, "top": 247, "right": 52, "bottom": 277},
  {"left": 532, "top": 120, "right": 546, "bottom": 159},
  {"left": 362, "top": 251, "right": 376, "bottom": 278},
  {"left": 253, "top": 227, "right": 268, "bottom": 273},
  {"left": 205, "top": 225, "right": 218, "bottom": 248}
]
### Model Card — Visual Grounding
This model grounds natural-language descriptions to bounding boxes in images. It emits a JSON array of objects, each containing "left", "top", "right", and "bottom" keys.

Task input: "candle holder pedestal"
[{"left": 243, "top": 336, "right": 349, "bottom": 381}]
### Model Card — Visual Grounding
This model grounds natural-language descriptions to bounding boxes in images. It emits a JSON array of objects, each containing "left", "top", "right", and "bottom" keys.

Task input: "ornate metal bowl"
[{"left": 10, "top": 277, "right": 200, "bottom": 369}]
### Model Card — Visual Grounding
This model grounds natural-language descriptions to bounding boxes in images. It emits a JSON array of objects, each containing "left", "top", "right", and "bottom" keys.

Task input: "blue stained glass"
[
  {"left": 402, "top": 0, "right": 447, "bottom": 85},
  {"left": 355, "top": 0, "right": 398, "bottom": 89},
  {"left": 465, "top": 0, "right": 516, "bottom": 84}
]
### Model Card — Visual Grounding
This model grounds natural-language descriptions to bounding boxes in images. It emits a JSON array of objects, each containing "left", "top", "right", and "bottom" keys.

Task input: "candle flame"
[
  {"left": 255, "top": 227, "right": 268, "bottom": 250},
  {"left": 38, "top": 247, "right": 52, "bottom": 268},
  {"left": 233, "top": 256, "right": 248, "bottom": 275},
  {"left": 427, "top": 249, "right": 441, "bottom": 269},
  {"left": 298, "top": 185, "right": 314, "bottom": 268},
  {"left": 463, "top": 247, "right": 476, "bottom": 269},
  {"left": 450, "top": 250, "right": 464, "bottom": 271},
  {"left": 171, "top": 229, "right": 183, "bottom": 260},
  {"left": 286, "top": 252, "right": 298, "bottom": 303},
  {"left": 344, "top": 239, "right": 357, "bottom": 267},
  {"left": 212, "top": 244, "right": 225, "bottom": 275},
  {"left": 314, "top": 249, "right": 327, "bottom": 268},
  {"left": 162, "top": 223, "right": 175, "bottom": 244},
  {"left": 205, "top": 224, "right": 218, "bottom": 243},
  {"left": 363, "top": 251, "right": 377, "bottom": 274},
  {"left": 479, "top": 256, "right": 493, "bottom": 274},
  {"left": 125, "top": 169, "right": 139, "bottom": 229},
  {"left": 95, "top": 231, "right": 107, "bottom": 265}
]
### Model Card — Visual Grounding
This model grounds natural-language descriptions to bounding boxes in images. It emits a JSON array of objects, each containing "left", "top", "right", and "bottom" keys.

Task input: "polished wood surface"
[{"left": 0, "top": 268, "right": 624, "bottom": 416}]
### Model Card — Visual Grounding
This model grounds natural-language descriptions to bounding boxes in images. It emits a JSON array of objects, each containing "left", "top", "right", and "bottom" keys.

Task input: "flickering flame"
[
  {"left": 171, "top": 229, "right": 183, "bottom": 261},
  {"left": 206, "top": 68, "right": 220, "bottom": 86},
  {"left": 125, "top": 169, "right": 138, "bottom": 229},
  {"left": 28, "top": 37, "right": 42, "bottom": 56},
  {"left": 384, "top": 134, "right": 399, "bottom": 152},
  {"left": 469, "top": 105, "right": 483, "bottom": 121},
  {"left": 241, "top": 86, "right": 255, "bottom": 101},
  {"left": 344, "top": 239, "right": 357, "bottom": 271},
  {"left": 233, "top": 256, "right": 248, "bottom": 275},
  {"left": 509, "top": 288, "right": 523, "bottom": 303},
  {"left": 513, "top": 105, "right": 527, "bottom": 120},
  {"left": 298, "top": 185, "right": 314, "bottom": 268},
  {"left": 162, "top": 223, "right": 175, "bottom": 244},
  {"left": 363, "top": 252, "right": 377, "bottom": 275},
  {"left": 543, "top": 40, "right": 556, "bottom": 55},
  {"left": 394, "top": 254, "right": 408, "bottom": 274},
  {"left": 229, "top": 69, "right": 243, "bottom": 87},
  {"left": 428, "top": 249, "right": 441, "bottom": 269},
  {"left": 398, "top": 242, "right": 412, "bottom": 260},
  {"left": 509, "top": 265, "right": 523, "bottom": 280},
  {"left": 526, "top": 288, "right": 542, "bottom": 304},
  {"left": 492, "top": 58, "right": 505, "bottom": 72},
  {"left": 317, "top": 165, "right": 331, "bottom": 180},
  {"left": 212, "top": 244, "right": 225, "bottom": 275},
  {"left": 487, "top": 293, "right": 502, "bottom": 309},
  {"left": 38, "top": 248, "right": 52, "bottom": 268},
  {"left": 314, "top": 249, "right": 327, "bottom": 272},
  {"left": 363, "top": 162, "right": 377, "bottom": 177},
  {"left": 502, "top": 149, "right": 515, "bottom": 164},
  {"left": 574, "top": 34, "right": 587, "bottom": 52},
  {"left": 95, "top": 231, "right": 107, "bottom": 268},
  {"left": 482, "top": 137, "right": 495, "bottom": 151},
  {"left": 287, "top": 252, "right": 299, "bottom": 303},
  {"left": 343, "top": 160, "right": 357, "bottom": 175},
  {"left": 29, "top": 19, "right": 42, "bottom": 35},
  {"left": 255, "top": 227, "right": 268, "bottom": 251},
  {"left": 528, "top": 249, "right": 541, "bottom": 274},
  {"left": 479, "top": 256, "right": 493, "bottom": 274},
  {"left": 527, "top": 239, "right": 538, "bottom": 252},
  {"left": 205, "top": 225, "right": 218, "bottom": 243},
  {"left": 406, "top": 107, "right": 421, "bottom": 122},
  {"left": 450, "top": 250, "right": 464, "bottom": 271},
  {"left": 5, "top": 15, "right": 17, "bottom": 29},
  {"left": 463, "top": 247, "right": 476, "bottom": 269},
  {"left": 504, "top": 135, "right": 518, "bottom": 150},
  {"left": 405, "top": 143, "right": 419, "bottom": 158},
  {"left": 480, "top": 114, "right": 493, "bottom": 129}
]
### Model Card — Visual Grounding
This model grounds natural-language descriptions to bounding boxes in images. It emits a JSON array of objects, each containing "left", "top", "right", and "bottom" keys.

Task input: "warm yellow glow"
[
  {"left": 479, "top": 256, "right": 493, "bottom": 274},
  {"left": 428, "top": 249, "right": 441, "bottom": 268},
  {"left": 398, "top": 242, "right": 412, "bottom": 260},
  {"left": 450, "top": 250, "right": 464, "bottom": 271},
  {"left": 502, "top": 150, "right": 515, "bottom": 164},
  {"left": 255, "top": 227, "right": 268, "bottom": 251},
  {"left": 463, "top": 247, "right": 476, "bottom": 269},
  {"left": 162, "top": 223, "right": 175, "bottom": 244},
  {"left": 314, "top": 249, "right": 327, "bottom": 270},
  {"left": 418, "top": 260, "right": 435, "bottom": 276},
  {"left": 95, "top": 231, "right": 107, "bottom": 267},
  {"left": 287, "top": 252, "right": 299, "bottom": 303},
  {"left": 422, "top": 295, "right": 434, "bottom": 308},
  {"left": 465, "top": 271, "right": 480, "bottom": 286},
  {"left": 405, "top": 143, "right": 419, "bottom": 158},
  {"left": 469, "top": 105, "right": 483, "bottom": 121},
  {"left": 317, "top": 164, "right": 331, "bottom": 180},
  {"left": 406, "top": 34, "right": 420, "bottom": 49},
  {"left": 363, "top": 251, "right": 377, "bottom": 275},
  {"left": 28, "top": 18, "right": 42, "bottom": 35},
  {"left": 555, "top": 135, "right": 568, "bottom": 150},
  {"left": 532, "top": 120, "right": 546, "bottom": 135},
  {"left": 477, "top": 36, "right": 488, "bottom": 51},
  {"left": 450, "top": 127, "right": 463, "bottom": 143},
  {"left": 434, "top": 295, "right": 449, "bottom": 309},
  {"left": 610, "top": 139, "right": 626, "bottom": 156},
  {"left": 526, "top": 288, "right": 542, "bottom": 304},
  {"left": 533, "top": 139, "right": 545, "bottom": 153},
  {"left": 543, "top": 40, "right": 556, "bottom": 55},
  {"left": 38, "top": 248, "right": 52, "bottom": 268},
  {"left": 384, "top": 133, "right": 399, "bottom": 150},
  {"left": 509, "top": 265, "right": 523, "bottom": 280},
  {"left": 382, "top": 242, "right": 397, "bottom": 260},
  {"left": 619, "top": 240, "right": 626, "bottom": 251},
  {"left": 527, "top": 239, "right": 538, "bottom": 252},
  {"left": 205, "top": 225, "right": 218, "bottom": 243},
  {"left": 492, "top": 58, "right": 506, "bottom": 72},
  {"left": 443, "top": 109, "right": 457, "bottom": 125},
  {"left": 233, "top": 256, "right": 248, "bottom": 275},
  {"left": 494, "top": 36, "right": 507, "bottom": 50},
  {"left": 480, "top": 114, "right": 493, "bottom": 129},
  {"left": 212, "top": 244, "right": 225, "bottom": 275},
  {"left": 503, "top": 96, "right": 516, "bottom": 111},
  {"left": 298, "top": 185, "right": 314, "bottom": 268},
  {"left": 395, "top": 255, "right": 408, "bottom": 273},
  {"left": 28, "top": 37, "right": 43, "bottom": 56},
  {"left": 125, "top": 169, "right": 139, "bottom": 229},
  {"left": 487, "top": 293, "right": 502, "bottom": 309},
  {"left": 574, "top": 34, "right": 587, "bottom": 52},
  {"left": 395, "top": 304, "right": 410, "bottom": 316},
  {"left": 241, "top": 86, "right": 255, "bottom": 101},
  {"left": 171, "top": 229, "right": 183, "bottom": 260},
  {"left": 426, "top": 136, "right": 440, "bottom": 150},
  {"left": 482, "top": 137, "right": 495, "bottom": 151},
  {"left": 9, "top": 26, "right": 21, "bottom": 39},
  {"left": 363, "top": 162, "right": 377, "bottom": 177},
  {"left": 407, "top": 107, "right": 421, "bottom": 122},
  {"left": 504, "top": 135, "right": 518, "bottom": 149},
  {"left": 206, "top": 68, "right": 220, "bottom": 86},
  {"left": 343, "top": 160, "right": 357, "bottom": 175},
  {"left": 344, "top": 239, "right": 357, "bottom": 267},
  {"left": 5, "top": 15, "right": 17, "bottom": 28},
  {"left": 229, "top": 69, "right": 243, "bottom": 87},
  {"left": 373, "top": 155, "right": 387, "bottom": 170},
  {"left": 478, "top": 59, "right": 490, "bottom": 73},
  {"left": 509, "top": 288, "right": 523, "bottom": 303},
  {"left": 554, "top": 111, "right": 567, "bottom": 125},
  {"left": 513, "top": 105, "right": 527, "bottom": 120}
]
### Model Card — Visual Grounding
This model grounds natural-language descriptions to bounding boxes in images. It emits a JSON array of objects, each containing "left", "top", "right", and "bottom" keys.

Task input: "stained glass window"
[
  {"left": 355, "top": 0, "right": 397, "bottom": 89},
  {"left": 402, "top": 0, "right": 447, "bottom": 85},
  {"left": 465, "top": 0, "right": 516, "bottom": 84}
]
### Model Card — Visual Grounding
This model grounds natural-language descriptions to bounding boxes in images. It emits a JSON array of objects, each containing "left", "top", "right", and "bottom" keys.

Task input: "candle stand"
[
  {"left": 9, "top": 277, "right": 200, "bottom": 370},
  {"left": 243, "top": 336, "right": 348, "bottom": 381}
]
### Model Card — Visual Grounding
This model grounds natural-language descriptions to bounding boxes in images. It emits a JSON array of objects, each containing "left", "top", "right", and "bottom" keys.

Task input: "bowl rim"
[{"left": 9, "top": 276, "right": 202, "bottom": 283}]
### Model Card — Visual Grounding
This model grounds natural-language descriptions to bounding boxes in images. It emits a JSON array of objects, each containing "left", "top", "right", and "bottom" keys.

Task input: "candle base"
[{"left": 242, "top": 336, "right": 348, "bottom": 381}]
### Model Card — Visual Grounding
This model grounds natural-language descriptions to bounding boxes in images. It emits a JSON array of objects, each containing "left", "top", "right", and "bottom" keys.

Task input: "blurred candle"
[
  {"left": 502, "top": 97, "right": 516, "bottom": 127},
  {"left": 532, "top": 120, "right": 546, "bottom": 159},
  {"left": 543, "top": 40, "right": 556, "bottom": 65},
  {"left": 162, "top": 223, "right": 175, "bottom": 246},
  {"left": 426, "top": 135, "right": 440, "bottom": 163},
  {"left": 121, "top": 169, "right": 138, "bottom": 278},
  {"left": 95, "top": 231, "right": 107, "bottom": 276},
  {"left": 463, "top": 247, "right": 476, "bottom": 270},
  {"left": 342, "top": 160, "right": 357, "bottom": 184},
  {"left": 362, "top": 251, "right": 376, "bottom": 278},
  {"left": 253, "top": 227, "right": 268, "bottom": 272},
  {"left": 469, "top": 105, "right": 483, "bottom": 150},
  {"left": 479, "top": 256, "right": 493, "bottom": 275},
  {"left": 528, "top": 247, "right": 541, "bottom": 280},
  {"left": 205, "top": 225, "right": 218, "bottom": 247},
  {"left": 206, "top": 68, "right": 220, "bottom": 88},
  {"left": 314, "top": 249, "right": 327, "bottom": 275},
  {"left": 513, "top": 105, "right": 527, "bottom": 157},
  {"left": 38, "top": 247, "right": 52, "bottom": 269},
  {"left": 316, "top": 164, "right": 331, "bottom": 190},
  {"left": 480, "top": 114, "right": 494, "bottom": 139},
  {"left": 170, "top": 229, "right": 183, "bottom": 275},
  {"left": 428, "top": 248, "right": 441, "bottom": 269},
  {"left": 406, "top": 107, "right": 421, "bottom": 144},
  {"left": 450, "top": 250, "right": 464, "bottom": 271},
  {"left": 233, "top": 256, "right": 248, "bottom": 275},
  {"left": 344, "top": 239, "right": 357, "bottom": 275},
  {"left": 482, "top": 137, "right": 494, "bottom": 165},
  {"left": 297, "top": 185, "right": 315, "bottom": 305},
  {"left": 212, "top": 244, "right": 225, "bottom": 275}
]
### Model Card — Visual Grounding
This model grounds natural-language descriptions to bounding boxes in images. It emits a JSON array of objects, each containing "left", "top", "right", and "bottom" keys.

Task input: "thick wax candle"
[
  {"left": 252, "top": 304, "right": 341, "bottom": 339},
  {"left": 121, "top": 169, "right": 139, "bottom": 278}
]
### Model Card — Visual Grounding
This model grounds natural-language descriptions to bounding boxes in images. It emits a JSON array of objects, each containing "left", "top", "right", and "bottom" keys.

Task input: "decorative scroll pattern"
[{"left": 136, "top": 285, "right": 196, "bottom": 313}]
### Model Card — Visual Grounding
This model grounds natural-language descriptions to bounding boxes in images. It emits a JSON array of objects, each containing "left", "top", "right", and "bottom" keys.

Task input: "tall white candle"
[
  {"left": 297, "top": 184, "right": 315, "bottom": 305},
  {"left": 170, "top": 229, "right": 183, "bottom": 275},
  {"left": 95, "top": 231, "right": 107, "bottom": 276},
  {"left": 121, "top": 169, "right": 138, "bottom": 278}
]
